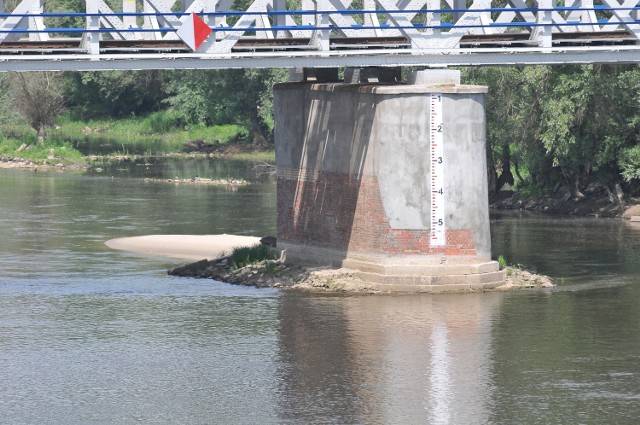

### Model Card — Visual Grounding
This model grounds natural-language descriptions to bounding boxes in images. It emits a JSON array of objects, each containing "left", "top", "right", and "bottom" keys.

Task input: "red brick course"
[{"left": 277, "top": 168, "right": 477, "bottom": 256}]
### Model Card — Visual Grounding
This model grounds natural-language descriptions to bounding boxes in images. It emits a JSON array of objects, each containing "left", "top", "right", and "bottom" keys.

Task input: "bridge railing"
[{"left": 1, "top": 0, "right": 639, "bottom": 56}]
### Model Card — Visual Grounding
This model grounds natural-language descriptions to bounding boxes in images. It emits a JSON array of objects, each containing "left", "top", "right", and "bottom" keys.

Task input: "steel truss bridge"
[{"left": 2, "top": 0, "right": 640, "bottom": 71}]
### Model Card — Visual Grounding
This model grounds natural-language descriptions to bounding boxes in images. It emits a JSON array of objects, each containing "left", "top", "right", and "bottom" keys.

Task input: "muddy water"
[{"left": 1, "top": 167, "right": 639, "bottom": 424}]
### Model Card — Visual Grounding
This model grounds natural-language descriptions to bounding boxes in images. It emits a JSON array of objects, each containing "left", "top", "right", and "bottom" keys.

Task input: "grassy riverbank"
[
  {"left": 0, "top": 138, "right": 84, "bottom": 165},
  {"left": 51, "top": 113, "right": 247, "bottom": 155},
  {"left": 0, "top": 113, "right": 275, "bottom": 165}
]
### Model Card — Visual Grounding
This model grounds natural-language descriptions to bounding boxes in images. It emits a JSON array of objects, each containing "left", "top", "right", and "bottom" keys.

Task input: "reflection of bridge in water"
[
  {"left": 276, "top": 292, "right": 503, "bottom": 423},
  {"left": 2, "top": 0, "right": 640, "bottom": 71}
]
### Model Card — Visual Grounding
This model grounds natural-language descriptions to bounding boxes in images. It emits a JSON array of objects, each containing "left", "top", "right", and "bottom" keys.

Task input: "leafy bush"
[{"left": 619, "top": 145, "right": 640, "bottom": 183}]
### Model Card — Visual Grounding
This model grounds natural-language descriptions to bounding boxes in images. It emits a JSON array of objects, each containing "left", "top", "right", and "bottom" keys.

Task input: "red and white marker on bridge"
[{"left": 176, "top": 13, "right": 212, "bottom": 52}]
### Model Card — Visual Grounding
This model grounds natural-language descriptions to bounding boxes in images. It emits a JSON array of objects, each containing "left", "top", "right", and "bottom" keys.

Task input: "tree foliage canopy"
[
  {"left": 464, "top": 64, "right": 640, "bottom": 197},
  {"left": 165, "top": 68, "right": 287, "bottom": 142},
  {"left": 7, "top": 72, "right": 66, "bottom": 143},
  {"left": 2, "top": 61, "right": 639, "bottom": 195}
]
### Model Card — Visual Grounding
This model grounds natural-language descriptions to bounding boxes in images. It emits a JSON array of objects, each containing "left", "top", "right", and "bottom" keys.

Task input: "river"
[{"left": 1, "top": 162, "right": 639, "bottom": 424}]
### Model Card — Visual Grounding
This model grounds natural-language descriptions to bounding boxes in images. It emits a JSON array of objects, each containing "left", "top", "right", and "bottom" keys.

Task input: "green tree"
[
  {"left": 464, "top": 66, "right": 548, "bottom": 195},
  {"left": 44, "top": 0, "right": 85, "bottom": 30},
  {"left": 534, "top": 65, "right": 640, "bottom": 199},
  {"left": 465, "top": 64, "right": 640, "bottom": 198},
  {"left": 8, "top": 72, "right": 66, "bottom": 143},
  {"left": 0, "top": 73, "right": 22, "bottom": 125},
  {"left": 65, "top": 70, "right": 169, "bottom": 118},
  {"left": 166, "top": 68, "right": 288, "bottom": 143}
]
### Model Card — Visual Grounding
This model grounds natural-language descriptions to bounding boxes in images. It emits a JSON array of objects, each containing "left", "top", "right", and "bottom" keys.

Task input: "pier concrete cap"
[
  {"left": 288, "top": 67, "right": 304, "bottom": 82},
  {"left": 408, "top": 69, "right": 461, "bottom": 85},
  {"left": 273, "top": 81, "right": 487, "bottom": 94}
]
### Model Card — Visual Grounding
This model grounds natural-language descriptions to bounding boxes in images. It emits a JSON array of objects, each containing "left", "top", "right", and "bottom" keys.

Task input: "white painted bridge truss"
[{"left": 2, "top": 0, "right": 640, "bottom": 70}]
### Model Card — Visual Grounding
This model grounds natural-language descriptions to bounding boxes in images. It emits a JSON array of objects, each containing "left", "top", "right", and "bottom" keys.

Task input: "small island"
[{"left": 167, "top": 240, "right": 556, "bottom": 294}]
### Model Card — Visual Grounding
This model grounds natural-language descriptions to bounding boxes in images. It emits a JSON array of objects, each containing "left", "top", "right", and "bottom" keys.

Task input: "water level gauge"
[{"left": 430, "top": 92, "right": 445, "bottom": 246}]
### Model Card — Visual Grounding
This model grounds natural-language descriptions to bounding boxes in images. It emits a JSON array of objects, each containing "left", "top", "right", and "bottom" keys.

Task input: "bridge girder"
[{"left": 1, "top": 0, "right": 640, "bottom": 70}]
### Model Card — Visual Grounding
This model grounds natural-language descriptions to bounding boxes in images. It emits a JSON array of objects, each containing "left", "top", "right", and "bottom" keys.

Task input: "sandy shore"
[{"left": 105, "top": 234, "right": 261, "bottom": 260}]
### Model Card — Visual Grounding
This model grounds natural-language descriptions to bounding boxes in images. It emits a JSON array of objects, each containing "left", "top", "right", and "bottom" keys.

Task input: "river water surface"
[{"left": 1, "top": 162, "right": 639, "bottom": 424}]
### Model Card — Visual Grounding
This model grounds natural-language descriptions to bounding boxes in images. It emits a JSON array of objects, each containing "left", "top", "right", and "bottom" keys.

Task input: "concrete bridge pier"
[{"left": 273, "top": 70, "right": 505, "bottom": 292}]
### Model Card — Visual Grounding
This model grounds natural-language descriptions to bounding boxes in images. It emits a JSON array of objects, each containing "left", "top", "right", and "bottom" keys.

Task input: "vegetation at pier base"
[
  {"left": 230, "top": 244, "right": 275, "bottom": 270},
  {"left": 490, "top": 255, "right": 555, "bottom": 289}
]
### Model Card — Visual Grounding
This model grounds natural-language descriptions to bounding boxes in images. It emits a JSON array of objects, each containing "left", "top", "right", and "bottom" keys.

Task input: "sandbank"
[{"left": 105, "top": 234, "right": 261, "bottom": 260}]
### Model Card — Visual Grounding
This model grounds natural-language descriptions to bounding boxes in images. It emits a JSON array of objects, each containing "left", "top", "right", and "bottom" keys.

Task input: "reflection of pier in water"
[{"left": 276, "top": 293, "right": 503, "bottom": 423}]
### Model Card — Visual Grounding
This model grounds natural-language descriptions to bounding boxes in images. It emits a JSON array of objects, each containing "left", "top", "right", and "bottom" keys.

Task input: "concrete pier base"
[
  {"left": 274, "top": 71, "right": 505, "bottom": 292},
  {"left": 280, "top": 242, "right": 504, "bottom": 292}
]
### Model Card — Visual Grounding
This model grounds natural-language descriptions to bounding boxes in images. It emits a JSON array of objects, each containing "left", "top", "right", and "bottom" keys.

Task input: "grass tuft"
[
  {"left": 264, "top": 261, "right": 279, "bottom": 275},
  {"left": 49, "top": 118, "right": 247, "bottom": 156},
  {"left": 497, "top": 254, "right": 508, "bottom": 270},
  {"left": 231, "top": 244, "right": 274, "bottom": 269}
]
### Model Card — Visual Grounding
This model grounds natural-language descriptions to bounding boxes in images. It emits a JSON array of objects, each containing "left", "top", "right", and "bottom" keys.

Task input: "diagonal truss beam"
[
  {"left": 0, "top": 0, "right": 47, "bottom": 43},
  {"left": 1, "top": 0, "right": 640, "bottom": 60}
]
